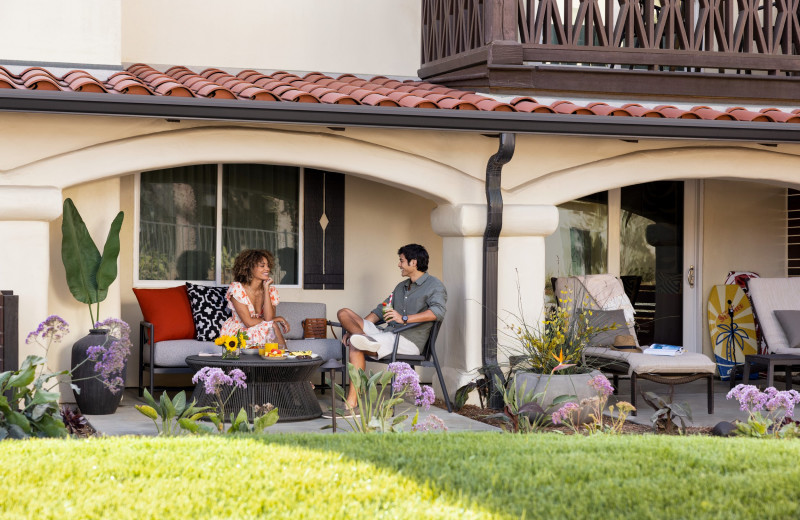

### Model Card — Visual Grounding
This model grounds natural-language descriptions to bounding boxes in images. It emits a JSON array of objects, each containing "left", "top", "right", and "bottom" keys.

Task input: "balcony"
[{"left": 419, "top": 0, "right": 800, "bottom": 101}]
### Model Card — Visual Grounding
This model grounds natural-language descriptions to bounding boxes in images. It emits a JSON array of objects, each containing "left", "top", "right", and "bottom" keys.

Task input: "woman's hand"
[
  {"left": 274, "top": 316, "right": 290, "bottom": 334},
  {"left": 263, "top": 277, "right": 274, "bottom": 288}
]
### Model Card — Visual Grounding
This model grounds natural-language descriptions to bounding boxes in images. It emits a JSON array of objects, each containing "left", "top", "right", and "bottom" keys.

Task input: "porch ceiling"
[{"left": 2, "top": 64, "right": 800, "bottom": 143}]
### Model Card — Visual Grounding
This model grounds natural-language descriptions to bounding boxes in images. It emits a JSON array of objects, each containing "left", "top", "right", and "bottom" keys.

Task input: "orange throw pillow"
[{"left": 133, "top": 286, "right": 196, "bottom": 343}]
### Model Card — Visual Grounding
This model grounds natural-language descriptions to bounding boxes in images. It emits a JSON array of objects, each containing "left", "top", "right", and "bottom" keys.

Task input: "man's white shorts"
[{"left": 361, "top": 320, "right": 420, "bottom": 359}]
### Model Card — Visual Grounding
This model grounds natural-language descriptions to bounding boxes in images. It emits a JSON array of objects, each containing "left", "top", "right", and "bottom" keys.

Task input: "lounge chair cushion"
[
  {"left": 584, "top": 347, "right": 716, "bottom": 376},
  {"left": 775, "top": 310, "right": 800, "bottom": 349},
  {"left": 747, "top": 278, "right": 800, "bottom": 354},
  {"left": 585, "top": 309, "right": 628, "bottom": 347},
  {"left": 555, "top": 275, "right": 638, "bottom": 346}
]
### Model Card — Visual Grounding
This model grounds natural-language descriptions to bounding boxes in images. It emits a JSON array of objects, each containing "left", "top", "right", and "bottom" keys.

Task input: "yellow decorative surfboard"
[{"left": 707, "top": 284, "right": 757, "bottom": 380}]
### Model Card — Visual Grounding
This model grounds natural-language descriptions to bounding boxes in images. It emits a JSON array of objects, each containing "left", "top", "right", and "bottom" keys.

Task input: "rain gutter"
[{"left": 2, "top": 89, "right": 800, "bottom": 143}]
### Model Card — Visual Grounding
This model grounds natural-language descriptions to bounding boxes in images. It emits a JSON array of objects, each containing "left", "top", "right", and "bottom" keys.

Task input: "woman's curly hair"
[{"left": 232, "top": 249, "right": 275, "bottom": 284}]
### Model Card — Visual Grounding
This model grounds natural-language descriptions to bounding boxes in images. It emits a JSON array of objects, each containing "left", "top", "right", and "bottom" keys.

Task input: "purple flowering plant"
[
  {"left": 0, "top": 315, "right": 73, "bottom": 439},
  {"left": 333, "top": 362, "right": 441, "bottom": 433},
  {"left": 191, "top": 367, "right": 247, "bottom": 430},
  {"left": 727, "top": 384, "right": 800, "bottom": 438},
  {"left": 84, "top": 318, "right": 132, "bottom": 394},
  {"left": 550, "top": 374, "right": 635, "bottom": 434}
]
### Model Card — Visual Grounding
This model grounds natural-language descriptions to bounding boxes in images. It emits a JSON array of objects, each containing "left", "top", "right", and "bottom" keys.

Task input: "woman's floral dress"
[{"left": 219, "top": 281, "right": 281, "bottom": 344}]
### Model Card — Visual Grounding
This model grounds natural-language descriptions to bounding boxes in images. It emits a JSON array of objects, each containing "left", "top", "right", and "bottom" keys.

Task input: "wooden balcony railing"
[{"left": 420, "top": 0, "right": 800, "bottom": 97}]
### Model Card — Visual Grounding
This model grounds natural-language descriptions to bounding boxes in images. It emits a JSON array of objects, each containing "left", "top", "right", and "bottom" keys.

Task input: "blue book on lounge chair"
[{"left": 643, "top": 344, "right": 685, "bottom": 356}]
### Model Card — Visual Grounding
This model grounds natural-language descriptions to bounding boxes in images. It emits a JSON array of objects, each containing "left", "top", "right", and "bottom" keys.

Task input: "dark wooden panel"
[
  {"left": 323, "top": 172, "right": 345, "bottom": 290},
  {"left": 303, "top": 171, "right": 325, "bottom": 290},
  {"left": 303, "top": 169, "right": 345, "bottom": 290},
  {"left": 0, "top": 290, "right": 19, "bottom": 377}
]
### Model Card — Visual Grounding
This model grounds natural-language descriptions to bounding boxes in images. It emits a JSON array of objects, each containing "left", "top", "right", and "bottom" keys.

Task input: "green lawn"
[{"left": 2, "top": 433, "right": 800, "bottom": 519}]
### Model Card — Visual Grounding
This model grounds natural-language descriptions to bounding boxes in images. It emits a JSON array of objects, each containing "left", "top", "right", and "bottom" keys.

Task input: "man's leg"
[
  {"left": 337, "top": 308, "right": 370, "bottom": 409},
  {"left": 346, "top": 345, "right": 366, "bottom": 408},
  {"left": 337, "top": 308, "right": 366, "bottom": 338}
]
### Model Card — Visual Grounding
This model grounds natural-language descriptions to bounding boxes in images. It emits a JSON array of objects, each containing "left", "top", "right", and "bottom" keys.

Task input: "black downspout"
[{"left": 482, "top": 133, "right": 515, "bottom": 409}]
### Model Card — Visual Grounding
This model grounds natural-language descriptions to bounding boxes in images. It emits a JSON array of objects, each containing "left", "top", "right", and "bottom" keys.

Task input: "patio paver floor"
[{"left": 84, "top": 388, "right": 501, "bottom": 436}]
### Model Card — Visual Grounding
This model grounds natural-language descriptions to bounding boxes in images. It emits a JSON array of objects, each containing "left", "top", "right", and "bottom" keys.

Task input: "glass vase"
[{"left": 222, "top": 347, "right": 240, "bottom": 360}]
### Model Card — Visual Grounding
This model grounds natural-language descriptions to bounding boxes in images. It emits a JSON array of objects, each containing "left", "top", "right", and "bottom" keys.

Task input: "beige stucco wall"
[
  {"left": 6, "top": 110, "right": 800, "bottom": 398},
  {"left": 121, "top": 0, "right": 421, "bottom": 77},
  {"left": 0, "top": 0, "right": 120, "bottom": 66},
  {"left": 700, "top": 180, "right": 787, "bottom": 358}
]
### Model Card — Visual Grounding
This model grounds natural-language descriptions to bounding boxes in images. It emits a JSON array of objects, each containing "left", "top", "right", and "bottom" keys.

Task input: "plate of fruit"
[
  {"left": 261, "top": 348, "right": 286, "bottom": 359},
  {"left": 241, "top": 346, "right": 261, "bottom": 355}
]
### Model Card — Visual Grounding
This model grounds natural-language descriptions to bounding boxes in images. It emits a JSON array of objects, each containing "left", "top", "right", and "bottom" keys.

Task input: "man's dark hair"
[{"left": 398, "top": 244, "right": 429, "bottom": 272}]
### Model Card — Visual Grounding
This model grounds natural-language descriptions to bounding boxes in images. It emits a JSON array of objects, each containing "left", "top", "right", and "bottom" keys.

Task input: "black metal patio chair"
[{"left": 364, "top": 319, "right": 452, "bottom": 413}]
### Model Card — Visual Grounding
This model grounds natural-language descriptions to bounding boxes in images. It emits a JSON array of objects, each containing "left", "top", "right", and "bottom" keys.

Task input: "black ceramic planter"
[{"left": 71, "top": 329, "right": 126, "bottom": 415}]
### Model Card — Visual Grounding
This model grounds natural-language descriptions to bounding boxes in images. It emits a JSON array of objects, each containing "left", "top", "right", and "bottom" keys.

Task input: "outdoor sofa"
[{"left": 134, "top": 284, "right": 344, "bottom": 396}]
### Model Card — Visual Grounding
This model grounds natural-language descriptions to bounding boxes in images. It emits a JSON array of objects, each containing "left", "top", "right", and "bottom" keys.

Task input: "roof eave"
[{"left": 0, "top": 89, "right": 799, "bottom": 143}]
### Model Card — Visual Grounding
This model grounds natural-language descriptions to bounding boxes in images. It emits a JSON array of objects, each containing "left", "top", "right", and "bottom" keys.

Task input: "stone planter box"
[{"left": 514, "top": 369, "right": 603, "bottom": 423}]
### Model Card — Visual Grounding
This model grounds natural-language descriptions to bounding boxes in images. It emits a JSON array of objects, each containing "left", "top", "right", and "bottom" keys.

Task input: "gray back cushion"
[
  {"left": 775, "top": 310, "right": 800, "bottom": 349},
  {"left": 276, "top": 302, "right": 327, "bottom": 340},
  {"left": 748, "top": 278, "right": 800, "bottom": 353},
  {"left": 585, "top": 308, "right": 628, "bottom": 347}
]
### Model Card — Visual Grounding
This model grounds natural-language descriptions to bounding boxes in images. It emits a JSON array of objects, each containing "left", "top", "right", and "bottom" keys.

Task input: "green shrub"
[{"left": 1, "top": 434, "right": 800, "bottom": 519}]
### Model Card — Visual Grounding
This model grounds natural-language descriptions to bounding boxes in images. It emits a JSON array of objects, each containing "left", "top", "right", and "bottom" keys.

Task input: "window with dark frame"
[{"left": 138, "top": 164, "right": 300, "bottom": 285}]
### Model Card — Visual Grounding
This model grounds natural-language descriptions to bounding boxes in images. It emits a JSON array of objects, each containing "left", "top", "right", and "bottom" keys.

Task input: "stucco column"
[
  {"left": 431, "top": 203, "right": 558, "bottom": 400},
  {"left": 0, "top": 186, "right": 62, "bottom": 362}
]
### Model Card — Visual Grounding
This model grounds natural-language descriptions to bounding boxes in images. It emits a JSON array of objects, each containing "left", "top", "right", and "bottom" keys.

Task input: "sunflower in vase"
[{"left": 215, "top": 330, "right": 248, "bottom": 359}]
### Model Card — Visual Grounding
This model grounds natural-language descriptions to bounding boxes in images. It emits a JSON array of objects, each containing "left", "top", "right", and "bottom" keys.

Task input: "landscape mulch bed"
[{"left": 436, "top": 401, "right": 713, "bottom": 435}]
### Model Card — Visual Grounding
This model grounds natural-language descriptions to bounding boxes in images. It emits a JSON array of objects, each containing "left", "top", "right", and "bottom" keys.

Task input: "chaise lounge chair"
[{"left": 554, "top": 275, "right": 716, "bottom": 415}]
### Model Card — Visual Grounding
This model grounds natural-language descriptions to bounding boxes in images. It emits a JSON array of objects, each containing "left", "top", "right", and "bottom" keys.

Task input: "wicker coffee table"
[{"left": 185, "top": 354, "right": 324, "bottom": 422}]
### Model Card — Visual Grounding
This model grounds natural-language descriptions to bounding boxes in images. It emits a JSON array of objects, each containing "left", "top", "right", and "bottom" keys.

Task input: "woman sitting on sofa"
[{"left": 219, "top": 249, "right": 289, "bottom": 347}]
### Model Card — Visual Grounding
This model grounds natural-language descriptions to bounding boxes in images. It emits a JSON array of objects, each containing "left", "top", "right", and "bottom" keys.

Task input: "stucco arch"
[
  {"left": 510, "top": 146, "right": 800, "bottom": 205},
  {"left": 1, "top": 125, "right": 486, "bottom": 206}
]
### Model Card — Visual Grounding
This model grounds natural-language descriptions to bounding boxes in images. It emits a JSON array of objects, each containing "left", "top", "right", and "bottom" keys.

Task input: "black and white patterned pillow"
[{"left": 185, "top": 283, "right": 231, "bottom": 341}]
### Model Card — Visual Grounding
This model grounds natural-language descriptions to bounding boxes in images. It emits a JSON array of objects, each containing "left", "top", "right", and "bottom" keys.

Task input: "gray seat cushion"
[
  {"left": 144, "top": 340, "right": 219, "bottom": 367},
  {"left": 276, "top": 302, "right": 327, "bottom": 340}
]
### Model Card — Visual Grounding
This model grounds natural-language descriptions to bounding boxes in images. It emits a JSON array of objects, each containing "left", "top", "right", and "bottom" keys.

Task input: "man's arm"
[
  {"left": 383, "top": 308, "right": 436, "bottom": 324},
  {"left": 364, "top": 312, "right": 381, "bottom": 324}
]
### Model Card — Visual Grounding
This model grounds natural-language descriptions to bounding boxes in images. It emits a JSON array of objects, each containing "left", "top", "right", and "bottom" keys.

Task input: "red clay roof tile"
[
  {"left": 726, "top": 107, "right": 773, "bottom": 122},
  {"left": 691, "top": 106, "right": 735, "bottom": 120},
  {"left": 622, "top": 103, "right": 664, "bottom": 117},
  {"left": 761, "top": 108, "right": 800, "bottom": 123},
  {"left": 551, "top": 100, "right": 592, "bottom": 115},
  {"left": 586, "top": 102, "right": 632, "bottom": 116},
  {"left": 653, "top": 105, "right": 700, "bottom": 118},
  {"left": 1, "top": 63, "right": 799, "bottom": 126},
  {"left": 361, "top": 93, "right": 399, "bottom": 107},
  {"left": 437, "top": 98, "right": 478, "bottom": 110}
]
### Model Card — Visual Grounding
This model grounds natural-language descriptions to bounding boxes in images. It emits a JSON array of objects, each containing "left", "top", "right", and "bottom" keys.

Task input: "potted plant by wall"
[
  {"left": 61, "top": 198, "right": 131, "bottom": 415},
  {"left": 501, "top": 287, "right": 620, "bottom": 423}
]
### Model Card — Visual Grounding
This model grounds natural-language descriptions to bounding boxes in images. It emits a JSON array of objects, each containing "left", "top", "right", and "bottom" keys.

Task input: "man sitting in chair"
[{"left": 336, "top": 243, "right": 447, "bottom": 412}]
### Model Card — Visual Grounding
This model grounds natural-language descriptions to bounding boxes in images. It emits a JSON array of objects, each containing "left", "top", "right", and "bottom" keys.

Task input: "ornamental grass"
[{"left": 2, "top": 434, "right": 800, "bottom": 519}]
